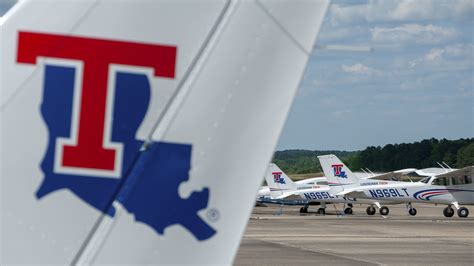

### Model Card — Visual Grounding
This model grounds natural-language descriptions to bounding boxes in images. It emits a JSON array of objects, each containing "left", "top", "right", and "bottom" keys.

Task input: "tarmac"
[{"left": 235, "top": 203, "right": 474, "bottom": 265}]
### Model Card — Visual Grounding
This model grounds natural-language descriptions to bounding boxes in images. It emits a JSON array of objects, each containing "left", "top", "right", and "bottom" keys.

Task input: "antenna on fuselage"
[
  {"left": 437, "top": 162, "right": 447, "bottom": 171},
  {"left": 442, "top": 162, "right": 453, "bottom": 171},
  {"left": 366, "top": 168, "right": 376, "bottom": 177}
]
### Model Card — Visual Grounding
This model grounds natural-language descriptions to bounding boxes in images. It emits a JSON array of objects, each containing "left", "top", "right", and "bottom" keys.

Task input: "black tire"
[
  {"left": 344, "top": 207, "right": 353, "bottom": 215},
  {"left": 366, "top": 206, "right": 376, "bottom": 215},
  {"left": 379, "top": 206, "right": 389, "bottom": 216},
  {"left": 408, "top": 208, "right": 417, "bottom": 216},
  {"left": 443, "top": 206, "right": 454, "bottom": 217},
  {"left": 348, "top": 203, "right": 354, "bottom": 208},
  {"left": 318, "top": 208, "right": 326, "bottom": 215},
  {"left": 300, "top": 207, "right": 308, "bottom": 214},
  {"left": 457, "top": 207, "right": 469, "bottom": 218}
]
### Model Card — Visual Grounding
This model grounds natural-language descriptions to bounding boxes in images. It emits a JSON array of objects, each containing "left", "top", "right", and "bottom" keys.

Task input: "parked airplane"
[
  {"left": 257, "top": 176, "right": 326, "bottom": 198},
  {"left": 261, "top": 163, "right": 400, "bottom": 215},
  {"left": 319, "top": 155, "right": 474, "bottom": 218},
  {"left": 0, "top": 0, "right": 330, "bottom": 264}
]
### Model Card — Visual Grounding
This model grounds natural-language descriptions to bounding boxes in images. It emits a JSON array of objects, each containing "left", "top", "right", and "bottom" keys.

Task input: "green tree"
[{"left": 457, "top": 143, "right": 474, "bottom": 167}]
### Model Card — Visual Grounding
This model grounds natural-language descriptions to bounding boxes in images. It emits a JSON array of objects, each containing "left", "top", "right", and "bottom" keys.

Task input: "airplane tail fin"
[
  {"left": 1, "top": 0, "right": 329, "bottom": 264},
  {"left": 318, "top": 154, "right": 360, "bottom": 193},
  {"left": 264, "top": 163, "right": 297, "bottom": 198}
]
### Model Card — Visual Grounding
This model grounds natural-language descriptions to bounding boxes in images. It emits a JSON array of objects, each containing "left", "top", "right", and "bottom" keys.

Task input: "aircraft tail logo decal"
[
  {"left": 331, "top": 164, "right": 347, "bottom": 178},
  {"left": 272, "top": 172, "right": 286, "bottom": 184},
  {"left": 17, "top": 31, "right": 216, "bottom": 240}
]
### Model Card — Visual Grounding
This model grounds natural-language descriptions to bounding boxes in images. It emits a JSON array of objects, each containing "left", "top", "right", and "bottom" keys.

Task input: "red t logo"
[
  {"left": 17, "top": 31, "right": 177, "bottom": 177},
  {"left": 332, "top": 164, "right": 343, "bottom": 175}
]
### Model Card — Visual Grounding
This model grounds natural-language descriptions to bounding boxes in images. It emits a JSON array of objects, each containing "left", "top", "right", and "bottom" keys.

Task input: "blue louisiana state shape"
[{"left": 37, "top": 65, "right": 216, "bottom": 241}]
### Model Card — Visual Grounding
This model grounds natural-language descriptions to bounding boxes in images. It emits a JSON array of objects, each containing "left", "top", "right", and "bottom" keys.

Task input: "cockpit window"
[
  {"left": 432, "top": 177, "right": 448, "bottom": 186},
  {"left": 420, "top": 177, "right": 431, "bottom": 184}
]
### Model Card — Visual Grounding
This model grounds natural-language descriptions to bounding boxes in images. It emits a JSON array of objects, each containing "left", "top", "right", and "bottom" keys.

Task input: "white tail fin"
[
  {"left": 1, "top": 0, "right": 329, "bottom": 264},
  {"left": 318, "top": 154, "right": 360, "bottom": 193},
  {"left": 264, "top": 163, "right": 297, "bottom": 198}
]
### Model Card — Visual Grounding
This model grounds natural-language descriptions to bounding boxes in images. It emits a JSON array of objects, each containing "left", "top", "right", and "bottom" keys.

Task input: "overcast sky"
[{"left": 1, "top": 0, "right": 473, "bottom": 151}]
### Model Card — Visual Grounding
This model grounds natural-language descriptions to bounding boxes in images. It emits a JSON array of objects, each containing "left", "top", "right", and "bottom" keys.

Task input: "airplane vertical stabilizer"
[
  {"left": 264, "top": 163, "right": 298, "bottom": 198},
  {"left": 318, "top": 154, "right": 360, "bottom": 193},
  {"left": 1, "top": 0, "right": 329, "bottom": 264}
]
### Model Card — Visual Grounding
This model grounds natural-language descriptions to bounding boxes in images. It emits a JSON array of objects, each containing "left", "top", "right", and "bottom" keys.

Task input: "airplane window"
[
  {"left": 306, "top": 182, "right": 314, "bottom": 185},
  {"left": 452, "top": 176, "right": 466, "bottom": 185},
  {"left": 432, "top": 177, "right": 448, "bottom": 186},
  {"left": 317, "top": 181, "right": 328, "bottom": 186},
  {"left": 420, "top": 177, "right": 430, "bottom": 184},
  {"left": 465, "top": 175, "right": 472, "bottom": 184}
]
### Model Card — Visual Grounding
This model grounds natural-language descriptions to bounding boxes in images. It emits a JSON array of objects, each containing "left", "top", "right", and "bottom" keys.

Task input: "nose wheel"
[
  {"left": 408, "top": 208, "right": 417, "bottom": 216},
  {"left": 406, "top": 203, "right": 417, "bottom": 216}
]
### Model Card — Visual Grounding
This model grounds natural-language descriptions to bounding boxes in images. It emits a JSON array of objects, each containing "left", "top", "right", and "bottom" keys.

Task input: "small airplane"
[
  {"left": 319, "top": 154, "right": 474, "bottom": 218},
  {"left": 0, "top": 0, "right": 330, "bottom": 264},
  {"left": 260, "top": 163, "right": 399, "bottom": 215},
  {"left": 257, "top": 166, "right": 399, "bottom": 198},
  {"left": 257, "top": 175, "right": 325, "bottom": 198}
]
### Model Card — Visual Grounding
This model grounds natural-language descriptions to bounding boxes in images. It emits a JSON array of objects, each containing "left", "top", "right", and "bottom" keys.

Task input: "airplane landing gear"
[
  {"left": 379, "top": 206, "right": 389, "bottom": 216},
  {"left": 443, "top": 206, "right": 454, "bottom": 217},
  {"left": 366, "top": 206, "right": 376, "bottom": 215},
  {"left": 299, "top": 206, "right": 308, "bottom": 214},
  {"left": 406, "top": 203, "right": 417, "bottom": 216},
  {"left": 408, "top": 208, "right": 417, "bottom": 216},
  {"left": 344, "top": 207, "right": 353, "bottom": 215},
  {"left": 457, "top": 207, "right": 469, "bottom": 218},
  {"left": 317, "top": 207, "right": 326, "bottom": 215}
]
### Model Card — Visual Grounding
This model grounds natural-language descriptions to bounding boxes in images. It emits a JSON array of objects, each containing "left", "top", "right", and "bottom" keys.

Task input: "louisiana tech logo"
[
  {"left": 331, "top": 164, "right": 347, "bottom": 178},
  {"left": 17, "top": 31, "right": 215, "bottom": 240},
  {"left": 272, "top": 172, "right": 286, "bottom": 184}
]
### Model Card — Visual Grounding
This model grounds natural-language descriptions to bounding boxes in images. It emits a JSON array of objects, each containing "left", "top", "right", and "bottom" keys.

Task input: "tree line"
[
  {"left": 273, "top": 138, "right": 474, "bottom": 174},
  {"left": 350, "top": 138, "right": 474, "bottom": 171},
  {"left": 273, "top": 150, "right": 357, "bottom": 174}
]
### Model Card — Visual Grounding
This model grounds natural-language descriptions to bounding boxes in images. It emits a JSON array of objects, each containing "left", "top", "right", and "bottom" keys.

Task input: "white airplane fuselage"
[
  {"left": 352, "top": 181, "right": 474, "bottom": 205},
  {"left": 290, "top": 183, "right": 397, "bottom": 205}
]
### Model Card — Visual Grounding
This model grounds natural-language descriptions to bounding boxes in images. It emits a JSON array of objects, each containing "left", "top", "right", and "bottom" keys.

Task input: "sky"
[
  {"left": 1, "top": 0, "right": 473, "bottom": 151},
  {"left": 279, "top": 0, "right": 474, "bottom": 151}
]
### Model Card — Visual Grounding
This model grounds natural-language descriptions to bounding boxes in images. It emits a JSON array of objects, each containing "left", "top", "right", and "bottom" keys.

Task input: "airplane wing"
[
  {"left": 276, "top": 192, "right": 306, "bottom": 200},
  {"left": 1, "top": 0, "right": 329, "bottom": 264},
  {"left": 274, "top": 188, "right": 327, "bottom": 199},
  {"left": 363, "top": 171, "right": 400, "bottom": 180},
  {"left": 434, "top": 166, "right": 473, "bottom": 178},
  {"left": 363, "top": 168, "right": 418, "bottom": 180},
  {"left": 416, "top": 167, "right": 454, "bottom": 176}
]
